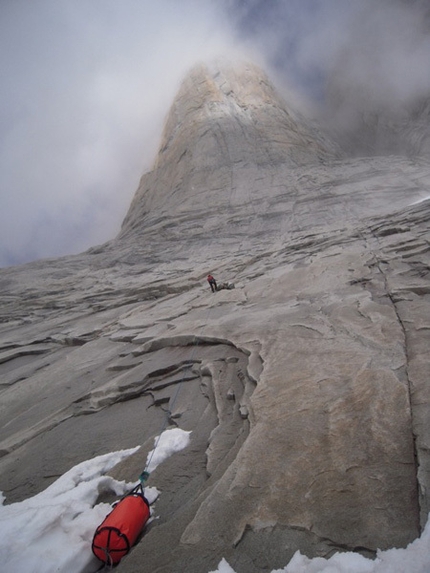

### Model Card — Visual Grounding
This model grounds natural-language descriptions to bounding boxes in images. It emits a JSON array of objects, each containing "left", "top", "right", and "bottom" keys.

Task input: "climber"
[{"left": 207, "top": 274, "right": 217, "bottom": 293}]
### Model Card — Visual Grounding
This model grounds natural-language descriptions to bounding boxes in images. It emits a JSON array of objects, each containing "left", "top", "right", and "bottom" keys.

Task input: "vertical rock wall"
[{"left": 0, "top": 61, "right": 429, "bottom": 572}]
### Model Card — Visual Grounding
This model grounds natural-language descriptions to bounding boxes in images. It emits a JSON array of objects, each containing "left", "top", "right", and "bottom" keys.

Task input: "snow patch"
[
  {"left": 0, "top": 428, "right": 192, "bottom": 573},
  {"left": 146, "top": 427, "right": 191, "bottom": 473},
  {"left": 210, "top": 515, "right": 430, "bottom": 573}
]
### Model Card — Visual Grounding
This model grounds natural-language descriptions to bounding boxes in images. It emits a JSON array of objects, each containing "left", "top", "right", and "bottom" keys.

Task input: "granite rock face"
[{"left": 0, "top": 61, "right": 430, "bottom": 572}]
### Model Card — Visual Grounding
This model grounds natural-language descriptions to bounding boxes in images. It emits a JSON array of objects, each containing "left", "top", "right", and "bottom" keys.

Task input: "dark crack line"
[{"left": 365, "top": 228, "right": 422, "bottom": 532}]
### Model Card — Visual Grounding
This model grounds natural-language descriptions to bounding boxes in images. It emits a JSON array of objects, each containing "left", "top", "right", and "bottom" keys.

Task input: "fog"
[
  {"left": 0, "top": 0, "right": 246, "bottom": 266},
  {"left": 1, "top": 0, "right": 429, "bottom": 266},
  {"left": 228, "top": 0, "right": 430, "bottom": 152}
]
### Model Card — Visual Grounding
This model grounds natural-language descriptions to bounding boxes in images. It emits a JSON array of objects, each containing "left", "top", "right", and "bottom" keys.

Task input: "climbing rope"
[
  {"left": 136, "top": 132, "right": 284, "bottom": 486},
  {"left": 139, "top": 301, "right": 215, "bottom": 484}
]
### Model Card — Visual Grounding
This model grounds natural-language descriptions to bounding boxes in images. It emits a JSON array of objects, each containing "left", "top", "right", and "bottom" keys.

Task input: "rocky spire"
[{"left": 120, "top": 60, "right": 340, "bottom": 236}]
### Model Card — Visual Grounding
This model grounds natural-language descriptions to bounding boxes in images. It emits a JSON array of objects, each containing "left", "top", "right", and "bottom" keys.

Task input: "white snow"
[
  {"left": 209, "top": 557, "right": 237, "bottom": 573},
  {"left": 146, "top": 427, "right": 191, "bottom": 473},
  {"left": 0, "top": 428, "right": 191, "bottom": 573},
  {"left": 210, "top": 516, "right": 430, "bottom": 573},
  {"left": 1, "top": 426, "right": 429, "bottom": 573}
]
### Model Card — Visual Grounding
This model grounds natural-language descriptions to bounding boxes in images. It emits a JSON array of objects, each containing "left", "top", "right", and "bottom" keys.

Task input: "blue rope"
[{"left": 139, "top": 302, "right": 214, "bottom": 484}]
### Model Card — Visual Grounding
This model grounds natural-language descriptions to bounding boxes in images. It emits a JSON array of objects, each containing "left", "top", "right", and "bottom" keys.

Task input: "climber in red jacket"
[{"left": 207, "top": 274, "right": 217, "bottom": 293}]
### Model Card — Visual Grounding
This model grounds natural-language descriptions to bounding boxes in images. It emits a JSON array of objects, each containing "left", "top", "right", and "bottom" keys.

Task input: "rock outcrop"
[{"left": 0, "top": 60, "right": 429, "bottom": 572}]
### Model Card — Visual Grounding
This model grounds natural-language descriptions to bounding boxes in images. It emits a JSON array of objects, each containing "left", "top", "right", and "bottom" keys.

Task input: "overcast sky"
[{"left": 1, "top": 0, "right": 429, "bottom": 267}]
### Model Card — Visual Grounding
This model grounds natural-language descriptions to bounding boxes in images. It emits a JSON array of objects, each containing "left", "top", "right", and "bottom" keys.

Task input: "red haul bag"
[{"left": 92, "top": 485, "right": 150, "bottom": 565}]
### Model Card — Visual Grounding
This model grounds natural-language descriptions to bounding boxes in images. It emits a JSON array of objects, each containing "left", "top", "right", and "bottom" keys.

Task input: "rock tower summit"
[{"left": 120, "top": 60, "right": 340, "bottom": 237}]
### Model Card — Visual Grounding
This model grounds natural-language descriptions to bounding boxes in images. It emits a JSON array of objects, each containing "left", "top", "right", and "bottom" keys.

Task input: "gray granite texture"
[{"left": 1, "top": 61, "right": 430, "bottom": 573}]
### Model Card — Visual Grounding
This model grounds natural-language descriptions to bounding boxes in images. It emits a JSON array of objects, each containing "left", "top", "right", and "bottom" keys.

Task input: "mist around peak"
[{"left": 1, "top": 0, "right": 429, "bottom": 266}]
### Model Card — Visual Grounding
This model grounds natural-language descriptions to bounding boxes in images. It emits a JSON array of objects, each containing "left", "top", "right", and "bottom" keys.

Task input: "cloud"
[
  {"left": 1, "top": 0, "right": 429, "bottom": 266},
  {"left": 316, "top": 0, "right": 430, "bottom": 153},
  {"left": 248, "top": 0, "right": 430, "bottom": 151},
  {"left": 225, "top": 0, "right": 430, "bottom": 153},
  {"left": 0, "top": 0, "right": 245, "bottom": 266}
]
